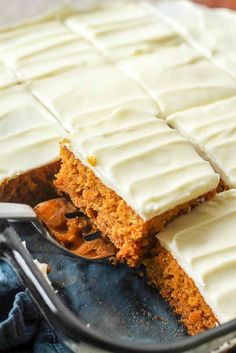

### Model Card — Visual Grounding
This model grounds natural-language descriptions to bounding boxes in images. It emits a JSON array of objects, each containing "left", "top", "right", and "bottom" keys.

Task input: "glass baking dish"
[
  {"left": 0, "top": 216, "right": 236, "bottom": 353},
  {"left": 1, "top": 1, "right": 236, "bottom": 352}
]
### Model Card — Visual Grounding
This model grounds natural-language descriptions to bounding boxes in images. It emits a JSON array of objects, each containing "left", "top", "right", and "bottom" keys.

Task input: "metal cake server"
[
  {"left": 0, "top": 202, "right": 116, "bottom": 261},
  {"left": 0, "top": 202, "right": 120, "bottom": 353}
]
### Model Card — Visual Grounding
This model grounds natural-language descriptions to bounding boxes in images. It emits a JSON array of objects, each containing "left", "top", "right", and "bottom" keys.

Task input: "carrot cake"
[
  {"left": 28, "top": 62, "right": 160, "bottom": 132},
  {"left": 0, "top": 0, "right": 236, "bottom": 339},
  {"left": 64, "top": 0, "right": 236, "bottom": 118},
  {"left": 55, "top": 108, "right": 219, "bottom": 266},
  {"left": 145, "top": 189, "right": 236, "bottom": 335},
  {"left": 118, "top": 42, "right": 236, "bottom": 116},
  {"left": 151, "top": 0, "right": 236, "bottom": 78},
  {"left": 65, "top": 2, "right": 179, "bottom": 60},
  {"left": 0, "top": 19, "right": 104, "bottom": 81},
  {"left": 0, "top": 86, "right": 65, "bottom": 206},
  {"left": 167, "top": 96, "right": 236, "bottom": 189}
]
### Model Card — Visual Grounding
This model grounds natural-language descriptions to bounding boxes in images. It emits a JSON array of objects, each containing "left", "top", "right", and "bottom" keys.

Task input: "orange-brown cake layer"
[
  {"left": 0, "top": 161, "right": 60, "bottom": 207},
  {"left": 55, "top": 146, "right": 216, "bottom": 266},
  {"left": 144, "top": 243, "right": 218, "bottom": 336}
]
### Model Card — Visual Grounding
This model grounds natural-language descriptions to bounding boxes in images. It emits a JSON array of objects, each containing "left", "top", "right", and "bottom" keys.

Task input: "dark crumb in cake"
[
  {"left": 0, "top": 161, "right": 60, "bottom": 206},
  {"left": 216, "top": 179, "right": 229, "bottom": 193}
]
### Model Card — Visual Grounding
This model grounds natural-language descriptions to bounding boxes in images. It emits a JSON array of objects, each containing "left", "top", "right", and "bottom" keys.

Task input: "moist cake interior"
[{"left": 54, "top": 110, "right": 218, "bottom": 266}]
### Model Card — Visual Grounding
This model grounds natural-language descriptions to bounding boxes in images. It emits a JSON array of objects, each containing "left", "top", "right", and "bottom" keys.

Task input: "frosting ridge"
[
  {"left": 0, "top": 86, "right": 65, "bottom": 181},
  {"left": 66, "top": 108, "right": 219, "bottom": 220},
  {"left": 168, "top": 96, "right": 236, "bottom": 187}
]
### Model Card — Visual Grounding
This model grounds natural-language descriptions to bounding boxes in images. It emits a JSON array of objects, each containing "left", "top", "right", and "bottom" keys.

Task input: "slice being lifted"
[
  {"left": 55, "top": 109, "right": 219, "bottom": 266},
  {"left": 145, "top": 189, "right": 236, "bottom": 335}
]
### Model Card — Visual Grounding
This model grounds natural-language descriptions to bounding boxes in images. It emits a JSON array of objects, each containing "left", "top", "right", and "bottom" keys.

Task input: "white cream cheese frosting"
[
  {"left": 157, "top": 190, "right": 236, "bottom": 324},
  {"left": 65, "top": 2, "right": 148, "bottom": 29},
  {"left": 29, "top": 63, "right": 160, "bottom": 132},
  {"left": 0, "top": 86, "right": 65, "bottom": 183},
  {"left": 15, "top": 41, "right": 104, "bottom": 81},
  {"left": 118, "top": 42, "right": 236, "bottom": 116},
  {"left": 0, "top": 20, "right": 75, "bottom": 64},
  {"left": 66, "top": 10, "right": 179, "bottom": 60},
  {"left": 0, "top": 19, "right": 104, "bottom": 80},
  {"left": 151, "top": 0, "right": 236, "bottom": 78},
  {"left": 168, "top": 96, "right": 236, "bottom": 188},
  {"left": 65, "top": 108, "right": 219, "bottom": 221},
  {"left": 0, "top": 64, "right": 17, "bottom": 89}
]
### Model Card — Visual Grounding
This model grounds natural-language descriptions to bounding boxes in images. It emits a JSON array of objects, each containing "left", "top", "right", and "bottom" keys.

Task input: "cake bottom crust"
[
  {"left": 55, "top": 146, "right": 217, "bottom": 267},
  {"left": 0, "top": 160, "right": 60, "bottom": 206},
  {"left": 144, "top": 244, "right": 218, "bottom": 336}
]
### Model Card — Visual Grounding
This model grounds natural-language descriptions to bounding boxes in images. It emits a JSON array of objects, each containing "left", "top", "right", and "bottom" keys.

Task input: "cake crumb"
[{"left": 87, "top": 155, "right": 97, "bottom": 167}]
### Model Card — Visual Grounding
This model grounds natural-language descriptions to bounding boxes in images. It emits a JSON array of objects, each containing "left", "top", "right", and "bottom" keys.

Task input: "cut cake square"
[
  {"left": 145, "top": 190, "right": 236, "bottom": 335},
  {"left": 55, "top": 108, "right": 219, "bottom": 266},
  {"left": 0, "top": 86, "right": 65, "bottom": 205}
]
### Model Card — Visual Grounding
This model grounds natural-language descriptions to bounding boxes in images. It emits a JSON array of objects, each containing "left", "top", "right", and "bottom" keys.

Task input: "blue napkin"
[
  {"left": 0, "top": 221, "right": 209, "bottom": 353},
  {"left": 0, "top": 260, "right": 71, "bottom": 353}
]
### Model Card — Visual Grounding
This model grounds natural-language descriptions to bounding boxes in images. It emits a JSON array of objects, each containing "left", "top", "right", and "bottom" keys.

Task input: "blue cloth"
[
  {"left": 0, "top": 260, "right": 71, "bottom": 353},
  {"left": 0, "top": 221, "right": 193, "bottom": 353}
]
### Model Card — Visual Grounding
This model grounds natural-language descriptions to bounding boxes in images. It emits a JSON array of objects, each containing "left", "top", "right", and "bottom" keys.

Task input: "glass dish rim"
[{"left": 1, "top": 220, "right": 236, "bottom": 353}]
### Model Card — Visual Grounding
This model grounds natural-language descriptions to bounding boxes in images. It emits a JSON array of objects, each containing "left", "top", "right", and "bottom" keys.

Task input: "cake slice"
[
  {"left": 0, "top": 86, "right": 65, "bottom": 205},
  {"left": 13, "top": 38, "right": 104, "bottom": 81},
  {"left": 55, "top": 108, "right": 219, "bottom": 266},
  {"left": 118, "top": 42, "right": 236, "bottom": 116},
  {"left": 29, "top": 63, "right": 160, "bottom": 132},
  {"left": 65, "top": 2, "right": 179, "bottom": 60},
  {"left": 145, "top": 189, "right": 236, "bottom": 335},
  {"left": 0, "top": 19, "right": 104, "bottom": 81},
  {"left": 65, "top": 1, "right": 148, "bottom": 31},
  {"left": 151, "top": 0, "right": 236, "bottom": 78},
  {"left": 167, "top": 96, "right": 236, "bottom": 189}
]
